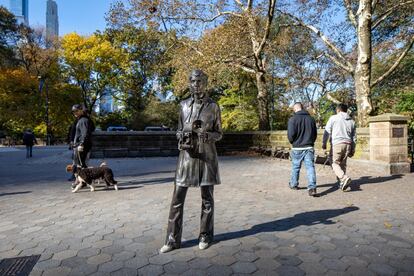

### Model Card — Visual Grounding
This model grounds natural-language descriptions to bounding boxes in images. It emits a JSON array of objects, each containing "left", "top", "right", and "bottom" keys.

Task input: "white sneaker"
[
  {"left": 199, "top": 241, "right": 210, "bottom": 250},
  {"left": 159, "top": 245, "right": 174, "bottom": 253}
]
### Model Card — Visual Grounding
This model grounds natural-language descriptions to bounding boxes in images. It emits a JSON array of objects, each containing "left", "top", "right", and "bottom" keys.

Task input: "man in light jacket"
[{"left": 322, "top": 103, "right": 356, "bottom": 191}]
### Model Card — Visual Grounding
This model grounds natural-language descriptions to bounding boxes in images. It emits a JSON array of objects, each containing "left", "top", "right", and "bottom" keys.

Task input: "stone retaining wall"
[{"left": 91, "top": 129, "right": 370, "bottom": 160}]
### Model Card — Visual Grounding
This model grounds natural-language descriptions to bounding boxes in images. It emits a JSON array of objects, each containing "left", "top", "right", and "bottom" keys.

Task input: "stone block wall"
[{"left": 91, "top": 129, "right": 370, "bottom": 160}]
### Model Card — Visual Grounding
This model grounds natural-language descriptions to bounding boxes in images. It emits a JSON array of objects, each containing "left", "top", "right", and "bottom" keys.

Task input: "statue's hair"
[{"left": 189, "top": 69, "right": 208, "bottom": 83}]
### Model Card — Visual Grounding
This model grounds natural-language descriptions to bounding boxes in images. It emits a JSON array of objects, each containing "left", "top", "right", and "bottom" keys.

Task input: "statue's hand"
[{"left": 176, "top": 131, "right": 183, "bottom": 140}]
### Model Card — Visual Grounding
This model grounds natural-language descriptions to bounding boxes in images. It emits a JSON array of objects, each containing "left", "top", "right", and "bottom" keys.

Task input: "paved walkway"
[{"left": 0, "top": 147, "right": 414, "bottom": 275}]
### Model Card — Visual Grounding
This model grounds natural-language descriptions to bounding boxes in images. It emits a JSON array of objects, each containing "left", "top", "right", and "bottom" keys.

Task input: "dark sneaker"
[
  {"left": 289, "top": 185, "right": 299, "bottom": 190},
  {"left": 341, "top": 177, "right": 352, "bottom": 191},
  {"left": 308, "top": 188, "right": 317, "bottom": 197}
]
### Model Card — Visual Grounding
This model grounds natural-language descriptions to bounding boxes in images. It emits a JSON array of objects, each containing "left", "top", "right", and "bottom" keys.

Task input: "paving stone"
[
  {"left": 299, "top": 261, "right": 328, "bottom": 275},
  {"left": 87, "top": 253, "right": 112, "bottom": 265},
  {"left": 98, "top": 261, "right": 124, "bottom": 273},
  {"left": 148, "top": 254, "right": 173, "bottom": 265},
  {"left": 234, "top": 251, "right": 259, "bottom": 262},
  {"left": 321, "top": 258, "right": 349, "bottom": 271},
  {"left": 211, "top": 255, "right": 237, "bottom": 266},
  {"left": 52, "top": 249, "right": 78, "bottom": 260},
  {"left": 69, "top": 264, "right": 98, "bottom": 275},
  {"left": 138, "top": 264, "right": 164, "bottom": 276},
  {"left": 275, "top": 265, "right": 305, "bottom": 276},
  {"left": 124, "top": 256, "right": 149, "bottom": 269},
  {"left": 163, "top": 261, "right": 190, "bottom": 274},
  {"left": 231, "top": 261, "right": 258, "bottom": 274},
  {"left": 42, "top": 266, "right": 71, "bottom": 276},
  {"left": 110, "top": 268, "right": 138, "bottom": 276},
  {"left": 188, "top": 257, "right": 212, "bottom": 269},
  {"left": 254, "top": 258, "right": 281, "bottom": 271},
  {"left": 368, "top": 263, "right": 397, "bottom": 276},
  {"left": 275, "top": 255, "right": 302, "bottom": 266},
  {"left": 177, "top": 268, "right": 206, "bottom": 276},
  {"left": 77, "top": 247, "right": 100, "bottom": 258}
]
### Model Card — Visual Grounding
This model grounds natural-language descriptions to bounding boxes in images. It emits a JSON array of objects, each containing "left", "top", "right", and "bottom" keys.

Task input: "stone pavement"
[{"left": 0, "top": 147, "right": 414, "bottom": 275}]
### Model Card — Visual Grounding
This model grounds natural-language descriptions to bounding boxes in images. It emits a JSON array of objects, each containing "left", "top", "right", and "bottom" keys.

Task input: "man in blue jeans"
[{"left": 287, "top": 102, "right": 318, "bottom": 196}]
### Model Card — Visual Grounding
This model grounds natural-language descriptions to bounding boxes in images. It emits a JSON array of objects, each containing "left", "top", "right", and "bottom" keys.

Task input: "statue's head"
[{"left": 189, "top": 69, "right": 208, "bottom": 100}]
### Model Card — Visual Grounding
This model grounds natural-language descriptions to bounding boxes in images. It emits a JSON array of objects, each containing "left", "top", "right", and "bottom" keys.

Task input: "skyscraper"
[
  {"left": 46, "top": 0, "right": 59, "bottom": 40},
  {"left": 9, "top": 0, "right": 29, "bottom": 25}
]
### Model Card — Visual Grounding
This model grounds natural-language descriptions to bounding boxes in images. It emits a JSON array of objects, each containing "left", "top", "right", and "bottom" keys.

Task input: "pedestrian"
[
  {"left": 287, "top": 102, "right": 318, "bottom": 196},
  {"left": 67, "top": 118, "right": 78, "bottom": 181},
  {"left": 71, "top": 104, "right": 95, "bottom": 169},
  {"left": 322, "top": 103, "right": 356, "bottom": 191},
  {"left": 23, "top": 129, "right": 37, "bottom": 158},
  {"left": 159, "top": 69, "right": 223, "bottom": 253}
]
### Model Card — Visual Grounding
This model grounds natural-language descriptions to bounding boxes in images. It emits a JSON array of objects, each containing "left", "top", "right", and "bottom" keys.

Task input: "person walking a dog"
[
  {"left": 160, "top": 69, "right": 223, "bottom": 253},
  {"left": 71, "top": 104, "right": 95, "bottom": 169},
  {"left": 287, "top": 102, "right": 318, "bottom": 196},
  {"left": 322, "top": 103, "right": 356, "bottom": 191}
]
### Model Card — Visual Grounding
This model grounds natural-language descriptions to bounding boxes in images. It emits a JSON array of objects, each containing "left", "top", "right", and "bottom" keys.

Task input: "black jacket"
[
  {"left": 23, "top": 132, "right": 36, "bottom": 146},
  {"left": 74, "top": 115, "right": 95, "bottom": 148},
  {"left": 287, "top": 110, "right": 317, "bottom": 148}
]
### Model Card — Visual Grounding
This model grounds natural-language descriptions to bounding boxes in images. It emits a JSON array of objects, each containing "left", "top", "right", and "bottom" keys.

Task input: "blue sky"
[{"left": 0, "top": 0, "right": 123, "bottom": 35}]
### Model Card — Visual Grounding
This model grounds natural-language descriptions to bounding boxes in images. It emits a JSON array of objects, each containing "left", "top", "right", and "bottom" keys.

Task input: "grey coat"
[{"left": 175, "top": 97, "right": 223, "bottom": 187}]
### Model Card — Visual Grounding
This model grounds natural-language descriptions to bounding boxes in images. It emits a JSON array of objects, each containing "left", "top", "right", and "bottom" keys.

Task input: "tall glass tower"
[
  {"left": 9, "top": 0, "right": 29, "bottom": 25},
  {"left": 46, "top": 0, "right": 59, "bottom": 40}
]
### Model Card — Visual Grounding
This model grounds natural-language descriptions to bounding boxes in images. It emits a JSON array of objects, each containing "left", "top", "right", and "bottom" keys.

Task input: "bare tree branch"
[
  {"left": 257, "top": 0, "right": 277, "bottom": 56},
  {"left": 163, "top": 10, "right": 242, "bottom": 23},
  {"left": 371, "top": 0, "right": 378, "bottom": 12},
  {"left": 326, "top": 92, "right": 342, "bottom": 104},
  {"left": 278, "top": 10, "right": 354, "bottom": 74},
  {"left": 371, "top": 36, "right": 414, "bottom": 87},
  {"left": 372, "top": 1, "right": 414, "bottom": 30},
  {"left": 344, "top": 0, "right": 357, "bottom": 28}
]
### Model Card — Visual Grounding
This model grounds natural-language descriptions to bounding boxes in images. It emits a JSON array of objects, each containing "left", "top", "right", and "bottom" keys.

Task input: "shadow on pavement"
[
  {"left": 182, "top": 206, "right": 359, "bottom": 248},
  {"left": 124, "top": 177, "right": 175, "bottom": 186},
  {"left": 0, "top": 191, "right": 32, "bottom": 197},
  {"left": 316, "top": 174, "right": 404, "bottom": 196}
]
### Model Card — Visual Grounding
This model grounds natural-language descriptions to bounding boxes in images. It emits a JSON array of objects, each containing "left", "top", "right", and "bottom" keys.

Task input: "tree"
[
  {"left": 279, "top": 0, "right": 414, "bottom": 126},
  {"left": 0, "top": 6, "right": 21, "bottom": 68},
  {"left": 108, "top": 0, "right": 279, "bottom": 130},
  {"left": 61, "top": 32, "right": 127, "bottom": 113}
]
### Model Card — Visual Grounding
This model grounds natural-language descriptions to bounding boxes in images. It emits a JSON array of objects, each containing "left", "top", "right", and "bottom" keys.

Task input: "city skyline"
[{"left": 0, "top": 0, "right": 121, "bottom": 36}]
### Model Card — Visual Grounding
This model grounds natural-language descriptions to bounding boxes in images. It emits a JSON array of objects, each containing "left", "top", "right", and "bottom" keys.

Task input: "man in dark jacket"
[
  {"left": 23, "top": 129, "right": 37, "bottom": 158},
  {"left": 287, "top": 102, "right": 318, "bottom": 196},
  {"left": 71, "top": 104, "right": 94, "bottom": 168}
]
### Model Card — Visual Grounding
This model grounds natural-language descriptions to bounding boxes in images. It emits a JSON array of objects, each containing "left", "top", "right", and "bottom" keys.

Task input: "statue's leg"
[
  {"left": 164, "top": 185, "right": 188, "bottom": 248},
  {"left": 199, "top": 185, "right": 214, "bottom": 243}
]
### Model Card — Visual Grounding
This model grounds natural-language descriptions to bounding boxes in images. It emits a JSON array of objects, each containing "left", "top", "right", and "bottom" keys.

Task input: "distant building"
[
  {"left": 98, "top": 88, "right": 119, "bottom": 114},
  {"left": 46, "top": 0, "right": 58, "bottom": 40},
  {"left": 9, "top": 0, "right": 29, "bottom": 25}
]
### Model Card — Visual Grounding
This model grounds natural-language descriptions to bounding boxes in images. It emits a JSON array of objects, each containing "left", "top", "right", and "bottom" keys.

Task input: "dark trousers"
[
  {"left": 73, "top": 147, "right": 90, "bottom": 168},
  {"left": 165, "top": 185, "right": 214, "bottom": 248},
  {"left": 26, "top": 146, "right": 33, "bottom": 158}
]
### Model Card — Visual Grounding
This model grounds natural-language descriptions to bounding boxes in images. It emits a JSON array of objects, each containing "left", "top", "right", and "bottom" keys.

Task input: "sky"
[{"left": 0, "top": 0, "right": 123, "bottom": 36}]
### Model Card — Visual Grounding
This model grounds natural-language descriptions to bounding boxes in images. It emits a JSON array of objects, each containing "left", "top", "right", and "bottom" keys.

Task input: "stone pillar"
[{"left": 369, "top": 113, "right": 410, "bottom": 174}]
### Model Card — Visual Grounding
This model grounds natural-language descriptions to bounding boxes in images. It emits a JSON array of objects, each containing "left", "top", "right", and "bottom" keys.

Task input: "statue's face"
[{"left": 190, "top": 75, "right": 207, "bottom": 100}]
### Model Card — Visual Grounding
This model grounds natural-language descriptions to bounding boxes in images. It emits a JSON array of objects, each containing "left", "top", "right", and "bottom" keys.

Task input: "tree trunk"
[
  {"left": 355, "top": 0, "right": 373, "bottom": 127},
  {"left": 256, "top": 72, "right": 270, "bottom": 130}
]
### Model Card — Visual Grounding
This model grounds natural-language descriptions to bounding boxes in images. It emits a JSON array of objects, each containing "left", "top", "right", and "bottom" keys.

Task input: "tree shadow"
[
  {"left": 0, "top": 191, "right": 32, "bottom": 197},
  {"left": 182, "top": 206, "right": 359, "bottom": 248}
]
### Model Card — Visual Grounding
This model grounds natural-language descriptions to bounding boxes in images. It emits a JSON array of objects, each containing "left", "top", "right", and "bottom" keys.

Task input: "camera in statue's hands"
[{"left": 177, "top": 120, "right": 205, "bottom": 154}]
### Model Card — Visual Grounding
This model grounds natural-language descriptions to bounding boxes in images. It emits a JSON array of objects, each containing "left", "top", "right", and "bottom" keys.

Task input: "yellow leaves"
[{"left": 384, "top": 221, "right": 393, "bottom": 229}]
